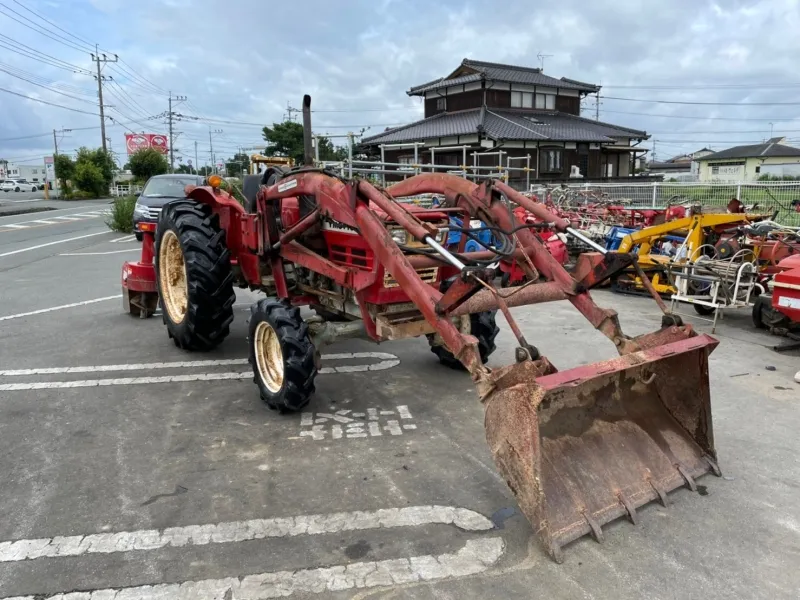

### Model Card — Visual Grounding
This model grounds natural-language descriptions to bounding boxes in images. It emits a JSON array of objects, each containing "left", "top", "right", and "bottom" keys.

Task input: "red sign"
[{"left": 125, "top": 133, "right": 169, "bottom": 155}]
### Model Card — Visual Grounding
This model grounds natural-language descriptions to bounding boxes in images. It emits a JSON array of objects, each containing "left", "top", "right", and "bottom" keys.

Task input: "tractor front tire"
[
  {"left": 428, "top": 311, "right": 499, "bottom": 369},
  {"left": 249, "top": 299, "right": 317, "bottom": 412},
  {"left": 155, "top": 201, "right": 235, "bottom": 351}
]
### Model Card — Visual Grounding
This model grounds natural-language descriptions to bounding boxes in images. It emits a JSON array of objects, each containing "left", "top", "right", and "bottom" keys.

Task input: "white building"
[{"left": 0, "top": 162, "right": 48, "bottom": 184}]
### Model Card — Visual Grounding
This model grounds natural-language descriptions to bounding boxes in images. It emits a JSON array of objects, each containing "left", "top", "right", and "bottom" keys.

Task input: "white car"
[{"left": 1, "top": 179, "right": 37, "bottom": 192}]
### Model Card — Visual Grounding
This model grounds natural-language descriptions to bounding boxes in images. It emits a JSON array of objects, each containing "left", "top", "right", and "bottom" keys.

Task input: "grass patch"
[{"left": 106, "top": 195, "right": 136, "bottom": 233}]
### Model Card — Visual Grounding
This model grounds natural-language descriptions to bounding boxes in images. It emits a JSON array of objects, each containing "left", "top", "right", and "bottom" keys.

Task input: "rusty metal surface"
[
  {"left": 449, "top": 281, "right": 570, "bottom": 315},
  {"left": 574, "top": 252, "right": 635, "bottom": 290},
  {"left": 484, "top": 334, "right": 719, "bottom": 562}
]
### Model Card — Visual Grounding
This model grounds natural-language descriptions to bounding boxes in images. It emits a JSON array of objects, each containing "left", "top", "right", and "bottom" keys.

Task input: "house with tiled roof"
[
  {"left": 697, "top": 138, "right": 800, "bottom": 181},
  {"left": 361, "top": 58, "right": 650, "bottom": 186}
]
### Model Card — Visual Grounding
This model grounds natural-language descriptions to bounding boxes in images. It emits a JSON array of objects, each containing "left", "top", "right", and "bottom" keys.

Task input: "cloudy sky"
[{"left": 1, "top": 0, "right": 799, "bottom": 170}]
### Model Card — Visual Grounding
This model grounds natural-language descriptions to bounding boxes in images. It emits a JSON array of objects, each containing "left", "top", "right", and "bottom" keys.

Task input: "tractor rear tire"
[
  {"left": 428, "top": 311, "right": 499, "bottom": 369},
  {"left": 155, "top": 200, "right": 235, "bottom": 351},
  {"left": 248, "top": 298, "right": 317, "bottom": 412}
]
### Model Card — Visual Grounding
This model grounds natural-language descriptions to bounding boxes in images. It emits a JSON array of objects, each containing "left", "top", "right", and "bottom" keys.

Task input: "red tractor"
[{"left": 122, "top": 96, "right": 722, "bottom": 561}]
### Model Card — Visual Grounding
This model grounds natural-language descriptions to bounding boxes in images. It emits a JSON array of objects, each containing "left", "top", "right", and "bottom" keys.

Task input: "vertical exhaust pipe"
[{"left": 302, "top": 94, "right": 313, "bottom": 166}]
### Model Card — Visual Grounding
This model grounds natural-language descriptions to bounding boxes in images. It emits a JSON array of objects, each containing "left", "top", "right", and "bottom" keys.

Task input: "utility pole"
[
  {"left": 91, "top": 45, "right": 117, "bottom": 153},
  {"left": 52, "top": 128, "right": 71, "bottom": 199},
  {"left": 652, "top": 140, "right": 657, "bottom": 163},
  {"left": 168, "top": 92, "right": 187, "bottom": 172},
  {"left": 595, "top": 94, "right": 600, "bottom": 121},
  {"left": 194, "top": 141, "right": 198, "bottom": 176},
  {"left": 209, "top": 128, "right": 223, "bottom": 174},
  {"left": 284, "top": 101, "right": 301, "bottom": 122}
]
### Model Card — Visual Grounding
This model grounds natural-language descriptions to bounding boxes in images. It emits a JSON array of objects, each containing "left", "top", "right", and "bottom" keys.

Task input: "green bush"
[
  {"left": 128, "top": 148, "right": 169, "bottom": 181},
  {"left": 65, "top": 190, "right": 94, "bottom": 200},
  {"left": 106, "top": 196, "right": 137, "bottom": 233},
  {"left": 72, "top": 161, "right": 106, "bottom": 198}
]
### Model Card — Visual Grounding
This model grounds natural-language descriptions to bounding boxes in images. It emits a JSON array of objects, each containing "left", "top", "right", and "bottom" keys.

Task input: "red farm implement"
[{"left": 122, "top": 96, "right": 721, "bottom": 561}]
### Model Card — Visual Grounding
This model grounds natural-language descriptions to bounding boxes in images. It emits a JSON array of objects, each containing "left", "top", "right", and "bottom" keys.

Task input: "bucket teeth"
[
  {"left": 676, "top": 464, "right": 698, "bottom": 492},
  {"left": 617, "top": 492, "right": 638, "bottom": 525},
  {"left": 704, "top": 455, "right": 722, "bottom": 477},
  {"left": 582, "top": 510, "right": 604, "bottom": 543},
  {"left": 649, "top": 479, "right": 669, "bottom": 507}
]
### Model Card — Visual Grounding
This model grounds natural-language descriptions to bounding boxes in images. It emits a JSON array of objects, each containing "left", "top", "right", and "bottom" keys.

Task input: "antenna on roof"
[{"left": 536, "top": 52, "right": 553, "bottom": 70}]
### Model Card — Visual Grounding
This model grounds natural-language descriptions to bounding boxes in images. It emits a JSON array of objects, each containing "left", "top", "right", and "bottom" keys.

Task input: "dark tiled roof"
[
  {"left": 361, "top": 108, "right": 647, "bottom": 145},
  {"left": 648, "top": 161, "right": 691, "bottom": 171},
  {"left": 361, "top": 111, "right": 482, "bottom": 144},
  {"left": 408, "top": 73, "right": 483, "bottom": 94},
  {"left": 701, "top": 140, "right": 800, "bottom": 160},
  {"left": 408, "top": 58, "right": 599, "bottom": 95}
]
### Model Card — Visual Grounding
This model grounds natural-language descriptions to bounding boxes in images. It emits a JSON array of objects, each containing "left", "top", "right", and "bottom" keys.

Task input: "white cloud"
[{"left": 1, "top": 0, "right": 799, "bottom": 166}]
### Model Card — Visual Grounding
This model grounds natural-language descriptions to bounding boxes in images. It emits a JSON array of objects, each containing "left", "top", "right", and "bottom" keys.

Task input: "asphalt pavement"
[{"left": 0, "top": 213, "right": 798, "bottom": 599}]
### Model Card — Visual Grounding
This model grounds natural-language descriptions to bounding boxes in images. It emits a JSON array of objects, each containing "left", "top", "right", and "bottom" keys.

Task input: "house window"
[
  {"left": 540, "top": 149, "right": 562, "bottom": 173},
  {"left": 32, "top": 168, "right": 38, "bottom": 174},
  {"left": 398, "top": 156, "right": 413, "bottom": 164},
  {"left": 511, "top": 91, "right": 534, "bottom": 108},
  {"left": 535, "top": 93, "right": 555, "bottom": 110},
  {"left": 711, "top": 165, "right": 719, "bottom": 175},
  {"left": 436, "top": 97, "right": 446, "bottom": 111}
]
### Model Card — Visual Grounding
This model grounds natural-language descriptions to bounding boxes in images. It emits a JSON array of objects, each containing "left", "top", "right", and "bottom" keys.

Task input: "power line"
[
  {"left": 0, "top": 65, "right": 97, "bottom": 105},
  {"left": 108, "top": 63, "right": 164, "bottom": 96},
  {"left": 596, "top": 108, "right": 800, "bottom": 122},
  {"left": 602, "top": 82, "right": 800, "bottom": 90},
  {"left": 0, "top": 85, "right": 99, "bottom": 115},
  {"left": 118, "top": 59, "right": 167, "bottom": 94},
  {"left": 651, "top": 128, "right": 800, "bottom": 135},
  {"left": 10, "top": 0, "right": 96, "bottom": 51},
  {"left": 604, "top": 95, "right": 800, "bottom": 106},
  {"left": 0, "top": 34, "right": 92, "bottom": 74},
  {"left": 0, "top": 3, "right": 89, "bottom": 53},
  {"left": 0, "top": 61, "right": 95, "bottom": 95}
]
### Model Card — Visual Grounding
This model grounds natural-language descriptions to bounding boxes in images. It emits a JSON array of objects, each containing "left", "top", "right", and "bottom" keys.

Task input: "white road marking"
[
  {"left": 29, "top": 219, "right": 59, "bottom": 225},
  {"left": 2, "top": 538, "right": 504, "bottom": 599},
  {"left": 59, "top": 248, "right": 139, "bottom": 256},
  {"left": 299, "top": 405, "right": 417, "bottom": 441},
  {"left": 0, "top": 372, "right": 252, "bottom": 390},
  {"left": 0, "top": 353, "right": 399, "bottom": 377},
  {"left": 51, "top": 216, "right": 83, "bottom": 221},
  {"left": 0, "top": 205, "right": 98, "bottom": 222},
  {"left": 1, "top": 223, "right": 29, "bottom": 229},
  {"left": 0, "top": 295, "right": 122, "bottom": 322},
  {"left": 0, "top": 352, "right": 401, "bottom": 390},
  {"left": 110, "top": 234, "right": 136, "bottom": 243},
  {"left": 0, "top": 358, "right": 248, "bottom": 376},
  {"left": 0, "top": 231, "right": 112, "bottom": 257},
  {"left": 0, "top": 505, "right": 493, "bottom": 563}
]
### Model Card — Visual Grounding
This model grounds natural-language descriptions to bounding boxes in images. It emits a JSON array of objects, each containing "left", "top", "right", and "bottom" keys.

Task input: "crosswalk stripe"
[{"left": 1, "top": 223, "right": 29, "bottom": 229}]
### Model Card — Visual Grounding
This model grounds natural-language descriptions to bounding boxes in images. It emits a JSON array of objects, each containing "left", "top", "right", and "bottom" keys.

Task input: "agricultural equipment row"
[{"left": 120, "top": 95, "right": 722, "bottom": 562}]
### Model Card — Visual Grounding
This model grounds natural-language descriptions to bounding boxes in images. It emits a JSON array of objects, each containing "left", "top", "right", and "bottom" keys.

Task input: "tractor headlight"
[{"left": 390, "top": 228, "right": 408, "bottom": 245}]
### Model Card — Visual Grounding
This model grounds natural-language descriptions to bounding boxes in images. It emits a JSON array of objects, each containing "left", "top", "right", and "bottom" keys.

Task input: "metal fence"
[
  {"left": 532, "top": 181, "right": 800, "bottom": 227},
  {"left": 112, "top": 184, "right": 142, "bottom": 197}
]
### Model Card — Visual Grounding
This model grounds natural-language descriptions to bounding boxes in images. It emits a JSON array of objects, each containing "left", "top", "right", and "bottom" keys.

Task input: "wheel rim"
[
  {"left": 254, "top": 321, "right": 284, "bottom": 393},
  {"left": 158, "top": 229, "right": 188, "bottom": 323}
]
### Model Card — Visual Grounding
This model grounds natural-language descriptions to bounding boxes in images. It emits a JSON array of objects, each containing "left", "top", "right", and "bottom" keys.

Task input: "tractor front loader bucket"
[{"left": 484, "top": 333, "right": 720, "bottom": 562}]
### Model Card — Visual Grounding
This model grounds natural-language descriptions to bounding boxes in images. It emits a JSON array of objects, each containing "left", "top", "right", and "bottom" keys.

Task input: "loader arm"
[{"left": 254, "top": 170, "right": 722, "bottom": 562}]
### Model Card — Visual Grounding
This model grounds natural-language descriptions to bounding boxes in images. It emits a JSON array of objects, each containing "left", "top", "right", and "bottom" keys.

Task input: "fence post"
[
  {"left": 736, "top": 182, "right": 742, "bottom": 201},
  {"left": 652, "top": 182, "right": 658, "bottom": 208}
]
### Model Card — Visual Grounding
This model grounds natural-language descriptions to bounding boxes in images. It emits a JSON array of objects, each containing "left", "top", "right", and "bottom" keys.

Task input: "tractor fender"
[{"left": 183, "top": 185, "right": 261, "bottom": 286}]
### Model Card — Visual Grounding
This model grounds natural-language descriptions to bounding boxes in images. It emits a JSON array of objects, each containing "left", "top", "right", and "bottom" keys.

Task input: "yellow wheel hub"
[
  {"left": 254, "top": 321, "right": 284, "bottom": 393},
  {"left": 158, "top": 230, "right": 188, "bottom": 323}
]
